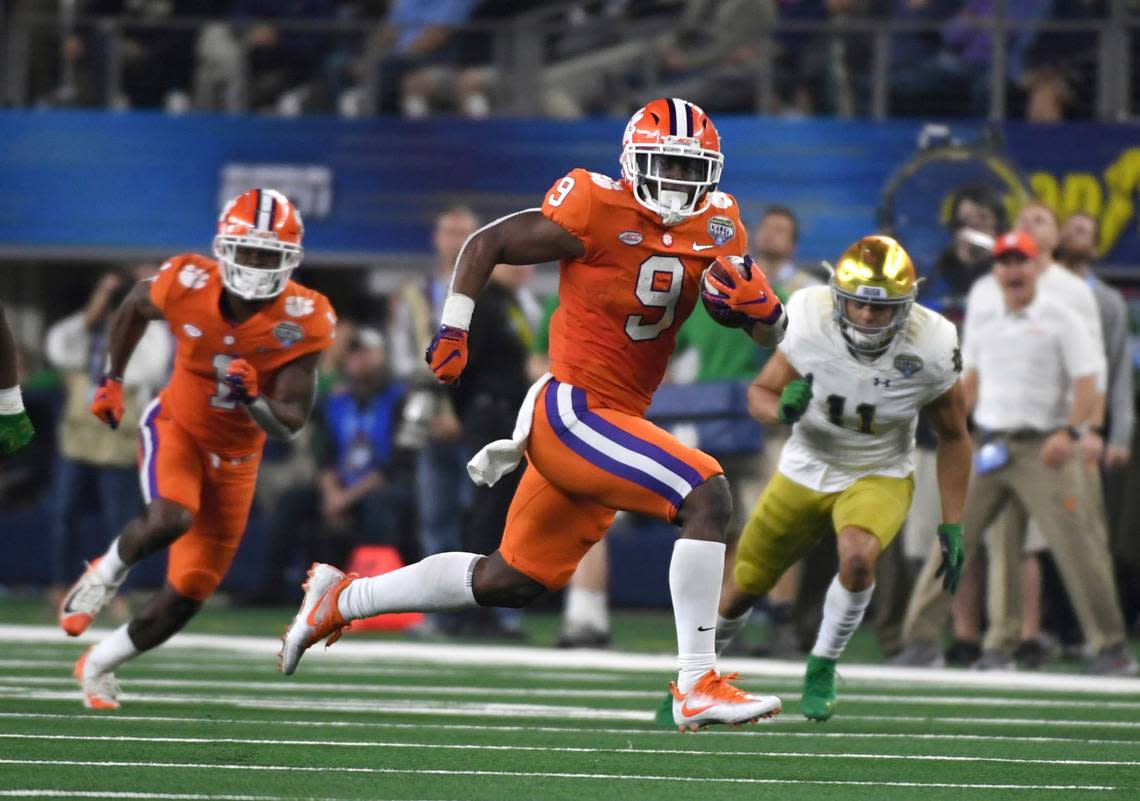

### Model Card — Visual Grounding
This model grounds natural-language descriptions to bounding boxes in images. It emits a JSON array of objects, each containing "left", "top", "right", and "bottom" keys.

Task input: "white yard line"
[
  {"left": 3, "top": 623, "right": 1137, "bottom": 695},
  {"left": 0, "top": 759, "right": 1116, "bottom": 792},
  {"left": 3, "top": 710, "right": 1139, "bottom": 746},
  {"left": 3, "top": 732, "right": 1138, "bottom": 768},
  {"left": 0, "top": 794, "right": 381, "bottom": 801},
  {"left": 5, "top": 687, "right": 1140, "bottom": 728},
  {"left": 8, "top": 674, "right": 1140, "bottom": 710}
]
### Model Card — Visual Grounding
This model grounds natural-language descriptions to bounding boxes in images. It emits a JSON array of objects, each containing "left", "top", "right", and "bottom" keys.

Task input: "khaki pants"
[{"left": 903, "top": 435, "right": 1126, "bottom": 654}]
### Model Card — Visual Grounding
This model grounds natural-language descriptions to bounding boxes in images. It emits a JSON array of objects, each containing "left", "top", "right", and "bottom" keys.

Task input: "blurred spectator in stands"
[
  {"left": 891, "top": 0, "right": 1051, "bottom": 116},
  {"left": 233, "top": 0, "right": 337, "bottom": 113},
  {"left": 333, "top": 0, "right": 480, "bottom": 117},
  {"left": 924, "top": 185, "right": 1007, "bottom": 321},
  {"left": 1016, "top": 0, "right": 1106, "bottom": 121},
  {"left": 779, "top": 0, "right": 874, "bottom": 117},
  {"left": 1055, "top": 211, "right": 1137, "bottom": 642},
  {"left": 650, "top": 0, "right": 775, "bottom": 114},
  {"left": 450, "top": 262, "right": 536, "bottom": 639},
  {"left": 44, "top": 267, "right": 170, "bottom": 603},
  {"left": 58, "top": 0, "right": 205, "bottom": 110},
  {"left": 389, "top": 207, "right": 478, "bottom": 633},
  {"left": 254, "top": 327, "right": 412, "bottom": 602}
]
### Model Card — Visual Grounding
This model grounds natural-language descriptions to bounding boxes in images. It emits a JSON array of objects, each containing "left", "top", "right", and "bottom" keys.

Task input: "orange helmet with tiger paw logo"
[{"left": 213, "top": 188, "right": 304, "bottom": 300}]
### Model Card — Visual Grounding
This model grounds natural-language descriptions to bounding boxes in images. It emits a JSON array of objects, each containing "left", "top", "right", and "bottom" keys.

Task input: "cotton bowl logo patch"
[
  {"left": 707, "top": 216, "right": 736, "bottom": 246},
  {"left": 894, "top": 353, "right": 924, "bottom": 377},
  {"left": 273, "top": 321, "right": 305, "bottom": 348},
  {"left": 619, "top": 230, "right": 644, "bottom": 246}
]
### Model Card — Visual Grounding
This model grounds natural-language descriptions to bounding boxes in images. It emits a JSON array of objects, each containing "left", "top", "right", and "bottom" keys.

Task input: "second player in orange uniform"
[
  {"left": 60, "top": 189, "right": 336, "bottom": 710},
  {"left": 281, "top": 98, "right": 785, "bottom": 730}
]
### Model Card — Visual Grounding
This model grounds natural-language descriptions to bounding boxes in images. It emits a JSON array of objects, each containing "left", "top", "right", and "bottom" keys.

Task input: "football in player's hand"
[{"left": 700, "top": 255, "right": 786, "bottom": 346}]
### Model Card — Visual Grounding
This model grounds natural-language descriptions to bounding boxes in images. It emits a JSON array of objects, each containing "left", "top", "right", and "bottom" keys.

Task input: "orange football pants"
[
  {"left": 139, "top": 398, "right": 261, "bottom": 601},
  {"left": 499, "top": 379, "right": 722, "bottom": 590}
]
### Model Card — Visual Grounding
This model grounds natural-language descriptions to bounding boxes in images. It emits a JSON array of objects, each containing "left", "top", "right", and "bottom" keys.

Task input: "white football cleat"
[
  {"left": 74, "top": 646, "right": 120, "bottom": 711},
  {"left": 278, "top": 563, "right": 357, "bottom": 676},
  {"left": 59, "top": 558, "right": 124, "bottom": 637},
  {"left": 669, "top": 669, "right": 782, "bottom": 732}
]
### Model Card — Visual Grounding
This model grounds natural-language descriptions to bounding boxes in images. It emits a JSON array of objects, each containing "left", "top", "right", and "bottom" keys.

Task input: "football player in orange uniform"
[
  {"left": 60, "top": 189, "right": 336, "bottom": 709},
  {"left": 281, "top": 98, "right": 784, "bottom": 730}
]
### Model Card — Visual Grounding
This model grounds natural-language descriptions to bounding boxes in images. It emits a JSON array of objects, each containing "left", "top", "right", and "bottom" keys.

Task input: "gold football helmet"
[{"left": 829, "top": 235, "right": 918, "bottom": 355}]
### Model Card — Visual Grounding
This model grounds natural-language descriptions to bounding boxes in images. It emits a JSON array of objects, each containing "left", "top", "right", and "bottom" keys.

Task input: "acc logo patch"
[
  {"left": 182, "top": 323, "right": 202, "bottom": 338},
  {"left": 285, "top": 296, "right": 315, "bottom": 317},
  {"left": 178, "top": 264, "right": 209, "bottom": 290},
  {"left": 273, "top": 321, "right": 305, "bottom": 348},
  {"left": 894, "top": 353, "right": 924, "bottom": 377},
  {"left": 619, "top": 230, "right": 644, "bottom": 246},
  {"left": 707, "top": 216, "right": 736, "bottom": 246}
]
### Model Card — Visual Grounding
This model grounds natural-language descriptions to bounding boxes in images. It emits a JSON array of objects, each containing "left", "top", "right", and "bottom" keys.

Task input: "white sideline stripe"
[
  {"left": 4, "top": 711, "right": 1140, "bottom": 746},
  {"left": 5, "top": 733, "right": 1138, "bottom": 768},
  {"left": 9, "top": 674, "right": 1140, "bottom": 711},
  {"left": 5, "top": 688, "right": 1140, "bottom": 730},
  {"left": 0, "top": 688, "right": 656, "bottom": 721},
  {"left": 0, "top": 760, "right": 1115, "bottom": 792},
  {"left": 12, "top": 675, "right": 664, "bottom": 700},
  {"left": 0, "top": 794, "right": 379, "bottom": 801},
  {"left": 4, "top": 623, "right": 1139, "bottom": 695},
  {"left": 0, "top": 658, "right": 635, "bottom": 684}
]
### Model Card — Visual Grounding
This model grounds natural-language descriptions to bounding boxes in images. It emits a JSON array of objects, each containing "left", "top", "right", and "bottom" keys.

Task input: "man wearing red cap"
[{"left": 899, "top": 225, "right": 1135, "bottom": 675}]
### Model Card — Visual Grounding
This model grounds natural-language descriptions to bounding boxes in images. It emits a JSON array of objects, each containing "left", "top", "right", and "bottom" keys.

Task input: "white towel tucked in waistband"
[{"left": 467, "top": 372, "right": 553, "bottom": 487}]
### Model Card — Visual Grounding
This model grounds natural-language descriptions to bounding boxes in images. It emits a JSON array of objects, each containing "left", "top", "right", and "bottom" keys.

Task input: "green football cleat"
[{"left": 801, "top": 654, "right": 838, "bottom": 721}]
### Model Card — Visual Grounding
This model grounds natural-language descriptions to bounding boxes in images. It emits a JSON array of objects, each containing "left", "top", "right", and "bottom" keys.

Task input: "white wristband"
[
  {"left": 0, "top": 385, "right": 25, "bottom": 415},
  {"left": 441, "top": 293, "right": 475, "bottom": 331}
]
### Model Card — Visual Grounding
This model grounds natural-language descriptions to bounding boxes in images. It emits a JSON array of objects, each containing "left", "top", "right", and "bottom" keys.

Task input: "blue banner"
[{"left": 1, "top": 111, "right": 1137, "bottom": 267}]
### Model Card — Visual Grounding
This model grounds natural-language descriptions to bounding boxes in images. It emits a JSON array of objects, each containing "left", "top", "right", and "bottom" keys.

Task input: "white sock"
[
  {"left": 93, "top": 538, "right": 130, "bottom": 584},
  {"left": 811, "top": 575, "right": 874, "bottom": 660},
  {"left": 670, "top": 538, "right": 726, "bottom": 693},
  {"left": 563, "top": 588, "right": 609, "bottom": 633},
  {"left": 84, "top": 624, "right": 139, "bottom": 677},
  {"left": 0, "top": 385, "right": 24, "bottom": 414},
  {"left": 715, "top": 608, "right": 752, "bottom": 657},
  {"left": 337, "top": 552, "right": 481, "bottom": 621}
]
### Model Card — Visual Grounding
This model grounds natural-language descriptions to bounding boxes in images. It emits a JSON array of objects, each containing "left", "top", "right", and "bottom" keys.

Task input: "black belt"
[{"left": 987, "top": 428, "right": 1047, "bottom": 441}]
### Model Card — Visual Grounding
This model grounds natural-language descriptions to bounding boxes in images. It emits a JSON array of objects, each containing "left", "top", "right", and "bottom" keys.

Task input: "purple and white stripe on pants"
[
  {"left": 138, "top": 397, "right": 162, "bottom": 504},
  {"left": 544, "top": 380, "right": 703, "bottom": 511}
]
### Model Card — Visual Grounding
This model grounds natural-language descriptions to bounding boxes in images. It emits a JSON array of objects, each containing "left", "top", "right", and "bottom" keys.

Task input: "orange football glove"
[
  {"left": 424, "top": 325, "right": 468, "bottom": 385},
  {"left": 224, "top": 358, "right": 259, "bottom": 405},
  {"left": 701, "top": 254, "right": 783, "bottom": 327},
  {"left": 90, "top": 377, "right": 125, "bottom": 430}
]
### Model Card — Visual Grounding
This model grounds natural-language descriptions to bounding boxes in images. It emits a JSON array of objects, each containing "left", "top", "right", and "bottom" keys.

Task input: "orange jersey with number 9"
[
  {"left": 541, "top": 168, "right": 747, "bottom": 415},
  {"left": 150, "top": 254, "right": 336, "bottom": 455}
]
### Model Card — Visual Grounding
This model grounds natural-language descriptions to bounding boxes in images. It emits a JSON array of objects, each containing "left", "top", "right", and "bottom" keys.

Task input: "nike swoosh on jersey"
[
  {"left": 692, "top": 243, "right": 715, "bottom": 251},
  {"left": 697, "top": 625, "right": 714, "bottom": 631}
]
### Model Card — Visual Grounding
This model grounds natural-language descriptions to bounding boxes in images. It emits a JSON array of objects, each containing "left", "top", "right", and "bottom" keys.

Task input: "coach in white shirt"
[{"left": 901, "top": 230, "right": 1134, "bottom": 673}]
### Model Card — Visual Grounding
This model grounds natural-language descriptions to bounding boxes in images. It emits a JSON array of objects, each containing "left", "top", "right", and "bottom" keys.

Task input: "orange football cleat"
[
  {"left": 278, "top": 563, "right": 357, "bottom": 675},
  {"left": 668, "top": 669, "right": 781, "bottom": 732},
  {"left": 74, "top": 646, "right": 120, "bottom": 711}
]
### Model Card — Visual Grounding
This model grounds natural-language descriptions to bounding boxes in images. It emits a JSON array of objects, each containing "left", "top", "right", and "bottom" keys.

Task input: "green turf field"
[{"left": 1, "top": 605, "right": 1138, "bottom": 801}]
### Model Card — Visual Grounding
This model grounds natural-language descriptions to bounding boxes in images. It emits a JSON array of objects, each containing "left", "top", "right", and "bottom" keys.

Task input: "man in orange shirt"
[
  {"left": 59, "top": 189, "right": 336, "bottom": 709},
  {"left": 282, "top": 99, "right": 786, "bottom": 730}
]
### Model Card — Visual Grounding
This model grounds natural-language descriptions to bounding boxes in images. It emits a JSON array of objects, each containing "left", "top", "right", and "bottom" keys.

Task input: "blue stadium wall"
[{"left": 2, "top": 111, "right": 1140, "bottom": 268}]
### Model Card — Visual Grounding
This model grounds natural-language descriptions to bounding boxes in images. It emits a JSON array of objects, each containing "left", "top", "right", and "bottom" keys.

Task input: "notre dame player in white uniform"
[{"left": 716, "top": 236, "right": 972, "bottom": 721}]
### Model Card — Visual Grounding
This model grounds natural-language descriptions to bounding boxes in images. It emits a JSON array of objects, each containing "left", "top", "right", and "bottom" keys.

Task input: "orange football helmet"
[
  {"left": 213, "top": 188, "right": 304, "bottom": 300},
  {"left": 620, "top": 98, "right": 723, "bottom": 226}
]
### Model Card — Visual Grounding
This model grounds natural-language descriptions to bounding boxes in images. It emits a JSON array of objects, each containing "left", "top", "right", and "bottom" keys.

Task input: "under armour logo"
[{"left": 873, "top": 377, "right": 891, "bottom": 387}]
